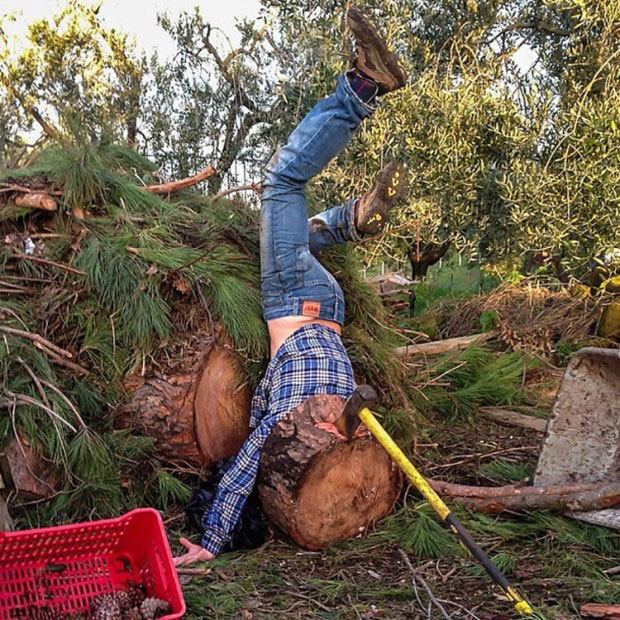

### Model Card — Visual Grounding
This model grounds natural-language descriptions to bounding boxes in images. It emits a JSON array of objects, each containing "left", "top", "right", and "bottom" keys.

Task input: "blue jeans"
[{"left": 260, "top": 73, "right": 376, "bottom": 325}]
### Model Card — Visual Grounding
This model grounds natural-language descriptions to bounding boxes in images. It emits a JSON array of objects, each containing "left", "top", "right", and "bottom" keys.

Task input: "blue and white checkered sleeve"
[{"left": 200, "top": 424, "right": 269, "bottom": 555}]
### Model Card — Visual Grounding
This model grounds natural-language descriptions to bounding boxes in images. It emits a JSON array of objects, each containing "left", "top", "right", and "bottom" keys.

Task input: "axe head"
[{"left": 333, "top": 384, "right": 378, "bottom": 441}]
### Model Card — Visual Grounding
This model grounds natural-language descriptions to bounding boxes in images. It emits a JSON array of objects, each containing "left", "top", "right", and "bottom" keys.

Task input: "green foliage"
[
  {"left": 379, "top": 502, "right": 459, "bottom": 558},
  {"left": 416, "top": 345, "right": 538, "bottom": 419},
  {"left": 0, "top": 2, "right": 146, "bottom": 142},
  {"left": 477, "top": 458, "right": 534, "bottom": 483},
  {"left": 479, "top": 309, "right": 499, "bottom": 332}
]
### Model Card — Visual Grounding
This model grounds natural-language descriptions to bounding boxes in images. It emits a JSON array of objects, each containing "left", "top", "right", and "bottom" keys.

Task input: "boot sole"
[
  {"left": 346, "top": 8, "right": 407, "bottom": 90},
  {"left": 359, "top": 162, "right": 407, "bottom": 234}
]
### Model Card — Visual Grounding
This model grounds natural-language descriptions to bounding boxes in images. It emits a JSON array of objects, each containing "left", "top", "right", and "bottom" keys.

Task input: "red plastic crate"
[{"left": 0, "top": 508, "right": 185, "bottom": 619}]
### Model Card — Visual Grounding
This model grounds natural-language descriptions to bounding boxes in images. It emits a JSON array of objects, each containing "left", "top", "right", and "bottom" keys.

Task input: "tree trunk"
[
  {"left": 407, "top": 241, "right": 450, "bottom": 280},
  {"left": 258, "top": 394, "right": 401, "bottom": 550},
  {"left": 118, "top": 342, "right": 251, "bottom": 466}
]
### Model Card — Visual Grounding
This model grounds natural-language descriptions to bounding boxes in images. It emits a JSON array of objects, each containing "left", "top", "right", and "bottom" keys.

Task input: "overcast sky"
[{"left": 2, "top": 0, "right": 262, "bottom": 57}]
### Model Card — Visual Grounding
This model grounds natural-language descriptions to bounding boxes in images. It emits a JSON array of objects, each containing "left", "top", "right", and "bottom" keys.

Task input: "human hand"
[{"left": 173, "top": 537, "right": 215, "bottom": 567}]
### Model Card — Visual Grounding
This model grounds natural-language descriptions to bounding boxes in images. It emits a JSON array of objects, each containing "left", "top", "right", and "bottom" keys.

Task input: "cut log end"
[
  {"left": 194, "top": 346, "right": 251, "bottom": 464},
  {"left": 258, "top": 394, "right": 401, "bottom": 550},
  {"left": 294, "top": 438, "right": 399, "bottom": 549}
]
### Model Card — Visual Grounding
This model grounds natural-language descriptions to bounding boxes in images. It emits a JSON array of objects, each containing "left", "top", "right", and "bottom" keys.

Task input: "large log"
[
  {"left": 258, "top": 394, "right": 401, "bottom": 550},
  {"left": 193, "top": 346, "right": 252, "bottom": 464},
  {"left": 119, "top": 343, "right": 251, "bottom": 466}
]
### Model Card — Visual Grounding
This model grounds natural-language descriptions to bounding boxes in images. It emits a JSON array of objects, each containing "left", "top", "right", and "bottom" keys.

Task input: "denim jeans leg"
[
  {"left": 308, "top": 198, "right": 363, "bottom": 254},
  {"left": 260, "top": 74, "right": 376, "bottom": 324}
]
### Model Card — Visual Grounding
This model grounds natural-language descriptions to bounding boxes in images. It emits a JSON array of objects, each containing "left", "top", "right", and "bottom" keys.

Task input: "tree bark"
[
  {"left": 580, "top": 604, "right": 620, "bottom": 619},
  {"left": 258, "top": 394, "right": 402, "bottom": 550},
  {"left": 428, "top": 479, "right": 620, "bottom": 513},
  {"left": 408, "top": 241, "right": 450, "bottom": 280},
  {"left": 119, "top": 342, "right": 251, "bottom": 466},
  {"left": 0, "top": 438, "right": 57, "bottom": 499},
  {"left": 0, "top": 496, "right": 12, "bottom": 532}
]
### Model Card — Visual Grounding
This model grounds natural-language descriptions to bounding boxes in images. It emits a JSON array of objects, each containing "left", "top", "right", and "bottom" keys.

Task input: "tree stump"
[
  {"left": 257, "top": 394, "right": 401, "bottom": 550},
  {"left": 119, "top": 343, "right": 251, "bottom": 466}
]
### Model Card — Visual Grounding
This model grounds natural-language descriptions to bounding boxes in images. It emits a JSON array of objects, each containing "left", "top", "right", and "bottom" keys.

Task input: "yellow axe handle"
[{"left": 359, "top": 406, "right": 534, "bottom": 617}]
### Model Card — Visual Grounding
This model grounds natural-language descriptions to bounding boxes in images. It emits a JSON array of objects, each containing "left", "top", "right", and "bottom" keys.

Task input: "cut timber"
[
  {"left": 396, "top": 332, "right": 496, "bottom": 357},
  {"left": 194, "top": 346, "right": 252, "bottom": 464},
  {"left": 429, "top": 479, "right": 620, "bottom": 513},
  {"left": 13, "top": 192, "right": 57, "bottom": 211},
  {"left": 479, "top": 407, "right": 547, "bottom": 433},
  {"left": 119, "top": 343, "right": 251, "bottom": 466},
  {"left": 581, "top": 604, "right": 620, "bottom": 619},
  {"left": 258, "top": 394, "right": 401, "bottom": 550}
]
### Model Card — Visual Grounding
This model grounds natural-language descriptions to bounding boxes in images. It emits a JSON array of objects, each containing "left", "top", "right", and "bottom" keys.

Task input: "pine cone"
[
  {"left": 92, "top": 594, "right": 122, "bottom": 620},
  {"left": 122, "top": 608, "right": 143, "bottom": 620},
  {"left": 139, "top": 597, "right": 170, "bottom": 620},
  {"left": 127, "top": 584, "right": 146, "bottom": 609},
  {"left": 113, "top": 591, "right": 132, "bottom": 612}
]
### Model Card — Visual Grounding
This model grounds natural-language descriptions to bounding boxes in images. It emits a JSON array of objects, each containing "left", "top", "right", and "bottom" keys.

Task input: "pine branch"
[
  {"left": 210, "top": 183, "right": 261, "bottom": 203},
  {"left": 144, "top": 166, "right": 217, "bottom": 194},
  {"left": 9, "top": 254, "right": 86, "bottom": 276}
]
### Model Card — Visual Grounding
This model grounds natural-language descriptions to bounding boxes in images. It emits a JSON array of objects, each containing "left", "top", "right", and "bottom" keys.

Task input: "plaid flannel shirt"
[{"left": 201, "top": 323, "right": 355, "bottom": 555}]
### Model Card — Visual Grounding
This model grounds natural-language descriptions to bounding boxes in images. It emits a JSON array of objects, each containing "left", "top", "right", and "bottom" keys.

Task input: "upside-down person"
[{"left": 174, "top": 7, "right": 408, "bottom": 566}]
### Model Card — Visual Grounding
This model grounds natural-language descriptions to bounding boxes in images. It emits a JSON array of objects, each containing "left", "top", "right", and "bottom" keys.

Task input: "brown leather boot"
[
  {"left": 356, "top": 161, "right": 407, "bottom": 235},
  {"left": 346, "top": 7, "right": 407, "bottom": 95}
]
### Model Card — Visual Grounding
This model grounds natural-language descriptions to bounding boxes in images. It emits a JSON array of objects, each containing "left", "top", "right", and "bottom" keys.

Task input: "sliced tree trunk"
[
  {"left": 193, "top": 346, "right": 252, "bottom": 464},
  {"left": 118, "top": 341, "right": 251, "bottom": 466},
  {"left": 258, "top": 394, "right": 401, "bottom": 550}
]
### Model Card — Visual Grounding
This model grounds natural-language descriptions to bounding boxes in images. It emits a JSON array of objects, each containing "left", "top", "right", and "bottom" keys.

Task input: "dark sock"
[{"left": 347, "top": 70, "right": 379, "bottom": 103}]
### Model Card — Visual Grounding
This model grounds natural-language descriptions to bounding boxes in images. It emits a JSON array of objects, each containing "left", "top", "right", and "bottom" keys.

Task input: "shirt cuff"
[{"left": 201, "top": 531, "right": 226, "bottom": 556}]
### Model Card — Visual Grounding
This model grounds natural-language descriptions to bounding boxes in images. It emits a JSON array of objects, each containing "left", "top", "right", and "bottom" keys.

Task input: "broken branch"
[
  {"left": 34, "top": 343, "right": 90, "bottom": 376},
  {"left": 580, "top": 604, "right": 620, "bottom": 619},
  {"left": 428, "top": 479, "right": 620, "bottom": 513},
  {"left": 209, "top": 182, "right": 262, "bottom": 203},
  {"left": 0, "top": 325, "right": 73, "bottom": 358},
  {"left": 9, "top": 254, "right": 86, "bottom": 276},
  {"left": 145, "top": 166, "right": 217, "bottom": 194},
  {"left": 396, "top": 332, "right": 497, "bottom": 357},
  {"left": 398, "top": 549, "right": 452, "bottom": 619},
  {"left": 479, "top": 407, "right": 547, "bottom": 433}
]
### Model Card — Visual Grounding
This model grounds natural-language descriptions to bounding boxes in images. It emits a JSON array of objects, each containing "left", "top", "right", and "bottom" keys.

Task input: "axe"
[{"left": 334, "top": 385, "right": 534, "bottom": 617}]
